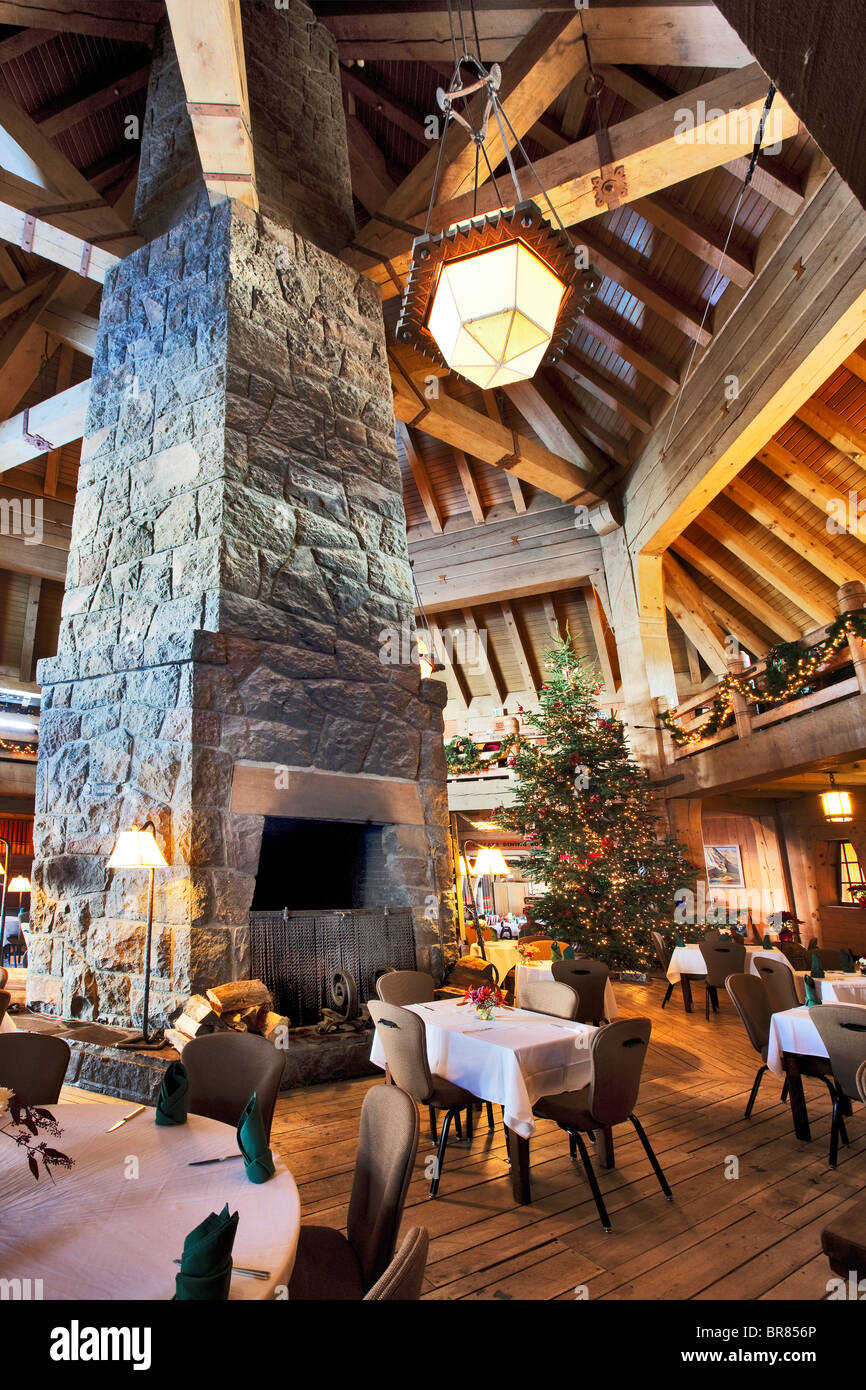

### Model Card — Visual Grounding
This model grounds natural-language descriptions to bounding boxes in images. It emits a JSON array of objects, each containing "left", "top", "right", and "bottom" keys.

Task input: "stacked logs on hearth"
[{"left": 165, "top": 979, "right": 289, "bottom": 1052}]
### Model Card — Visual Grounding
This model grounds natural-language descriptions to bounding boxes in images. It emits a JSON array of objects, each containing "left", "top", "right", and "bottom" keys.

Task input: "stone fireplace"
[{"left": 27, "top": 0, "right": 457, "bottom": 1029}]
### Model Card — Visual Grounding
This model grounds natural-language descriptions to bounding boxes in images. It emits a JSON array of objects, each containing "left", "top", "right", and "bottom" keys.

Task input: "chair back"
[
  {"left": 753, "top": 956, "right": 800, "bottom": 1012},
  {"left": 776, "top": 941, "right": 811, "bottom": 970},
  {"left": 725, "top": 974, "right": 771, "bottom": 1055},
  {"left": 367, "top": 1000, "right": 434, "bottom": 1103},
  {"left": 0, "top": 1032, "right": 70, "bottom": 1103},
  {"left": 363, "top": 1227, "right": 429, "bottom": 1301},
  {"left": 348, "top": 1084, "right": 419, "bottom": 1290},
  {"left": 0, "top": 990, "right": 10, "bottom": 1027},
  {"left": 699, "top": 936, "right": 746, "bottom": 987},
  {"left": 551, "top": 957, "right": 609, "bottom": 1023},
  {"left": 857, "top": 1060, "right": 866, "bottom": 1105},
  {"left": 810, "top": 1005, "right": 866, "bottom": 1101},
  {"left": 814, "top": 947, "right": 843, "bottom": 972},
  {"left": 587, "top": 1018, "right": 651, "bottom": 1125},
  {"left": 652, "top": 930, "right": 672, "bottom": 970},
  {"left": 519, "top": 978, "right": 578, "bottom": 1020},
  {"left": 183, "top": 1032, "right": 285, "bottom": 1137},
  {"left": 376, "top": 970, "right": 435, "bottom": 1006},
  {"left": 0, "top": 966, "right": 8, "bottom": 989}
]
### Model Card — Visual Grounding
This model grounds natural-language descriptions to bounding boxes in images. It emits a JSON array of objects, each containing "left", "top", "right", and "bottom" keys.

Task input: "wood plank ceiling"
[{"left": 0, "top": 0, "right": 861, "bottom": 721}]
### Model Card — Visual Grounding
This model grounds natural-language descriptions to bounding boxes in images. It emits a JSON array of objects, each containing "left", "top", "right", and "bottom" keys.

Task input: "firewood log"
[
  {"left": 260, "top": 1011, "right": 290, "bottom": 1045},
  {"left": 164, "top": 1029, "right": 188, "bottom": 1053},
  {"left": 206, "top": 979, "right": 272, "bottom": 1014},
  {"left": 173, "top": 1012, "right": 212, "bottom": 1040}
]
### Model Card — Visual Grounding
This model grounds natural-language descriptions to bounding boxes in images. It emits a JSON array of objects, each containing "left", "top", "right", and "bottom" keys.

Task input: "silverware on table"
[
  {"left": 172, "top": 1259, "right": 269, "bottom": 1280},
  {"left": 105, "top": 1104, "right": 146, "bottom": 1132},
  {"left": 187, "top": 1154, "right": 244, "bottom": 1166}
]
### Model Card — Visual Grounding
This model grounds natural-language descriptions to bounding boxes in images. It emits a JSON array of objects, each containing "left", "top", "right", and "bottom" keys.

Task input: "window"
[{"left": 838, "top": 841, "right": 865, "bottom": 904}]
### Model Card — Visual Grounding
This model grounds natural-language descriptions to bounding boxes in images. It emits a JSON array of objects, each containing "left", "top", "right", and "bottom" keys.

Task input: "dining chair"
[
  {"left": 814, "top": 947, "right": 843, "bottom": 972},
  {"left": 532, "top": 1018, "right": 671, "bottom": 1232},
  {"left": 551, "top": 956, "right": 609, "bottom": 1025},
  {"left": 363, "top": 1226, "right": 429, "bottom": 1300},
  {"left": 725, "top": 974, "right": 775, "bottom": 1117},
  {"left": 776, "top": 941, "right": 811, "bottom": 970},
  {"left": 376, "top": 970, "right": 435, "bottom": 1006},
  {"left": 698, "top": 936, "right": 746, "bottom": 1019},
  {"left": 0, "top": 966, "right": 8, "bottom": 989},
  {"left": 810, "top": 1005, "right": 866, "bottom": 1167},
  {"left": 0, "top": 1032, "right": 70, "bottom": 1103},
  {"left": 183, "top": 1031, "right": 285, "bottom": 1139},
  {"left": 289, "top": 1083, "right": 420, "bottom": 1299},
  {"left": 858, "top": 1060, "right": 866, "bottom": 1105},
  {"left": 367, "top": 999, "right": 482, "bottom": 1197},
  {"left": 652, "top": 930, "right": 675, "bottom": 1009},
  {"left": 753, "top": 956, "right": 800, "bottom": 1013},
  {"left": 0, "top": 990, "right": 10, "bottom": 1028},
  {"left": 519, "top": 978, "right": 579, "bottom": 1021}
]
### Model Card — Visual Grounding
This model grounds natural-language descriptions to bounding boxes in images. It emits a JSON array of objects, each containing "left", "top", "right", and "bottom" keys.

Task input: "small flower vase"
[
  {"left": 859, "top": 964, "right": 866, "bottom": 977},
  {"left": 474, "top": 1003, "right": 495, "bottom": 1021}
]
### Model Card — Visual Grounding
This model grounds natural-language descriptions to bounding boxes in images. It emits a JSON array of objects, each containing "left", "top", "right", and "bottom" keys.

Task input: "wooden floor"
[{"left": 270, "top": 979, "right": 866, "bottom": 1301}]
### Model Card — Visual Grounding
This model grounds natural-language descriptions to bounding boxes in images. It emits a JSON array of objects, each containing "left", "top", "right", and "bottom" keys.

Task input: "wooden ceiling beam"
[
  {"left": 340, "top": 64, "right": 427, "bottom": 147},
  {"left": 503, "top": 376, "right": 610, "bottom": 474},
  {"left": 556, "top": 348, "right": 655, "bottom": 431},
  {"left": 461, "top": 606, "right": 505, "bottom": 704},
  {"left": 700, "top": 590, "right": 769, "bottom": 661},
  {"left": 0, "top": 268, "right": 63, "bottom": 384},
  {"left": 482, "top": 389, "right": 525, "bottom": 514},
  {"left": 0, "top": 3, "right": 160, "bottom": 44},
  {"left": 38, "top": 302, "right": 98, "bottom": 357},
  {"left": 795, "top": 397, "right": 866, "bottom": 462},
  {"left": 662, "top": 553, "right": 729, "bottom": 673},
  {"left": 672, "top": 531, "right": 801, "bottom": 641},
  {"left": 756, "top": 438, "right": 865, "bottom": 528},
  {"left": 575, "top": 230, "right": 711, "bottom": 346},
  {"left": 346, "top": 112, "right": 397, "bottom": 215},
  {"left": 500, "top": 600, "right": 536, "bottom": 693},
  {"left": 632, "top": 193, "right": 754, "bottom": 288},
  {"left": 0, "top": 28, "right": 56, "bottom": 65},
  {"left": 0, "top": 197, "right": 123, "bottom": 281},
  {"left": 844, "top": 344, "right": 866, "bottom": 385},
  {"left": 0, "top": 377, "right": 89, "bottom": 472},
  {"left": 0, "top": 271, "right": 56, "bottom": 323},
  {"left": 164, "top": 0, "right": 258, "bottom": 211},
  {"left": 704, "top": 507, "right": 835, "bottom": 625},
  {"left": 578, "top": 305, "right": 680, "bottom": 395},
  {"left": 428, "top": 617, "right": 470, "bottom": 710},
  {"left": 584, "top": 584, "right": 620, "bottom": 695},
  {"left": 396, "top": 421, "right": 443, "bottom": 533},
  {"left": 19, "top": 574, "right": 41, "bottom": 683},
  {"left": 723, "top": 476, "right": 866, "bottom": 587},
  {"left": 35, "top": 64, "right": 150, "bottom": 139},
  {"left": 452, "top": 448, "right": 485, "bottom": 526},
  {"left": 541, "top": 594, "right": 560, "bottom": 644},
  {"left": 43, "top": 341, "right": 74, "bottom": 497},
  {"left": 547, "top": 379, "right": 631, "bottom": 469}
]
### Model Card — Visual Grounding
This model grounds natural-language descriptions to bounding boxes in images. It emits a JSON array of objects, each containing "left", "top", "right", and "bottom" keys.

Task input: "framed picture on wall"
[{"left": 704, "top": 844, "right": 745, "bottom": 888}]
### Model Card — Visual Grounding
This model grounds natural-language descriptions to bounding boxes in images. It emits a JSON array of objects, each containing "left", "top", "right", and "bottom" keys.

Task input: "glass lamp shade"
[
  {"left": 457, "top": 855, "right": 469, "bottom": 877},
  {"left": 7, "top": 875, "right": 31, "bottom": 892},
  {"left": 108, "top": 826, "right": 168, "bottom": 869},
  {"left": 821, "top": 789, "right": 852, "bottom": 822},
  {"left": 471, "top": 846, "right": 512, "bottom": 877},
  {"left": 426, "top": 239, "right": 567, "bottom": 390}
]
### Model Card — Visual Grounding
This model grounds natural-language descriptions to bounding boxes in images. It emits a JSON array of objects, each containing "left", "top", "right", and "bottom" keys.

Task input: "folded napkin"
[
  {"left": 563, "top": 943, "right": 575, "bottom": 959},
  {"left": 810, "top": 952, "right": 825, "bottom": 979},
  {"left": 762, "top": 934, "right": 772, "bottom": 950},
  {"left": 237, "top": 1092, "right": 275, "bottom": 1185},
  {"left": 804, "top": 975, "right": 823, "bottom": 1008},
  {"left": 551, "top": 941, "right": 562, "bottom": 961},
  {"left": 155, "top": 1060, "right": 188, "bottom": 1126},
  {"left": 673, "top": 931, "right": 685, "bottom": 948},
  {"left": 174, "top": 1204, "right": 238, "bottom": 1301},
  {"left": 840, "top": 948, "right": 854, "bottom": 973}
]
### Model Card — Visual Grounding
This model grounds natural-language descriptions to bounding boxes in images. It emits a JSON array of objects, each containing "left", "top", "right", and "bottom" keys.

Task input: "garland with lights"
[
  {"left": 0, "top": 738, "right": 37, "bottom": 757},
  {"left": 496, "top": 636, "right": 696, "bottom": 970},
  {"left": 661, "top": 610, "right": 866, "bottom": 747},
  {"left": 445, "top": 735, "right": 482, "bottom": 774},
  {"left": 497, "top": 732, "right": 526, "bottom": 767}
]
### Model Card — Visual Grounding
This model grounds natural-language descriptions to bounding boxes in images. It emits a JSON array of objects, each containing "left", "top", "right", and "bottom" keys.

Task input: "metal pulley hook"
[{"left": 436, "top": 60, "right": 501, "bottom": 142}]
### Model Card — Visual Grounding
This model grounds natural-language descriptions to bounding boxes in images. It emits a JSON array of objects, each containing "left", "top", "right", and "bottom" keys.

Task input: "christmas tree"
[{"left": 497, "top": 635, "right": 695, "bottom": 970}]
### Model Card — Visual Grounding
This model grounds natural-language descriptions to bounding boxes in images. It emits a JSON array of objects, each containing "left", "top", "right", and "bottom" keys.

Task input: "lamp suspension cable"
[{"left": 660, "top": 82, "right": 777, "bottom": 458}]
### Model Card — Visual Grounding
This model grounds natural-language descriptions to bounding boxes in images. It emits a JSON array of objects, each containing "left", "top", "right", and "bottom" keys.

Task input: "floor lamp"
[
  {"left": 0, "top": 836, "right": 8, "bottom": 966},
  {"left": 462, "top": 842, "right": 512, "bottom": 960},
  {"left": 108, "top": 822, "right": 168, "bottom": 1050}
]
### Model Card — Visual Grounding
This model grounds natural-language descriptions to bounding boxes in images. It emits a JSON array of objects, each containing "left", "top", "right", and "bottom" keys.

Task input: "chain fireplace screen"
[{"left": 248, "top": 907, "right": 417, "bottom": 1027}]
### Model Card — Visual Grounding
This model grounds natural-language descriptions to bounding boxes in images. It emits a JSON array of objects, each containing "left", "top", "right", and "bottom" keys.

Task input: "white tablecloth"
[
  {"left": 0, "top": 1090, "right": 300, "bottom": 1300},
  {"left": 369, "top": 997, "right": 596, "bottom": 1139},
  {"left": 514, "top": 961, "right": 619, "bottom": 1018},
  {"left": 766, "top": 1002, "right": 866, "bottom": 1076},
  {"left": 791, "top": 971, "right": 866, "bottom": 1006},
  {"left": 666, "top": 942, "right": 772, "bottom": 983},
  {"left": 469, "top": 940, "right": 522, "bottom": 977}
]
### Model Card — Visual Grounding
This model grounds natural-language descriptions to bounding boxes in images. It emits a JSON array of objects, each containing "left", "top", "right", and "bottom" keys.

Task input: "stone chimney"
[{"left": 29, "top": 0, "right": 457, "bottom": 1026}]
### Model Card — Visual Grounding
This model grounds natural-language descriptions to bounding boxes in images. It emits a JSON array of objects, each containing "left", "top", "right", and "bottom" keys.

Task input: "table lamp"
[
  {"left": 7, "top": 875, "right": 30, "bottom": 914},
  {"left": 108, "top": 821, "right": 168, "bottom": 1050}
]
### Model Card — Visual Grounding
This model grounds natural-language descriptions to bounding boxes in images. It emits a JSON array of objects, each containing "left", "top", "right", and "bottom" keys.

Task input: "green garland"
[
  {"left": 662, "top": 610, "right": 866, "bottom": 747},
  {"left": 445, "top": 735, "right": 482, "bottom": 773},
  {"left": 498, "top": 732, "right": 526, "bottom": 765}
]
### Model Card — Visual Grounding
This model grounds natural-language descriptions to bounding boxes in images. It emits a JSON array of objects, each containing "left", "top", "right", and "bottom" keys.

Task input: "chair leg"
[
  {"left": 629, "top": 1114, "right": 673, "bottom": 1201},
  {"left": 453, "top": 1110, "right": 463, "bottom": 1142},
  {"left": 464, "top": 1105, "right": 474, "bottom": 1141},
  {"left": 828, "top": 1096, "right": 841, "bottom": 1169},
  {"left": 430, "top": 1108, "right": 456, "bottom": 1198},
  {"left": 568, "top": 1132, "right": 577, "bottom": 1159},
  {"left": 571, "top": 1130, "right": 612, "bottom": 1232},
  {"left": 661, "top": 982, "right": 673, "bottom": 1010},
  {"left": 705, "top": 985, "right": 710, "bottom": 1020},
  {"left": 486, "top": 1102, "right": 495, "bottom": 1132},
  {"left": 745, "top": 1064, "right": 767, "bottom": 1118},
  {"left": 428, "top": 1106, "right": 438, "bottom": 1143},
  {"left": 781, "top": 1079, "right": 789, "bottom": 1104}
]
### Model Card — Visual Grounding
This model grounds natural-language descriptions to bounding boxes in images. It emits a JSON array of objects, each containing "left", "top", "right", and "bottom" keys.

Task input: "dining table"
[
  {"left": 767, "top": 1002, "right": 866, "bottom": 1141},
  {"left": 369, "top": 996, "right": 597, "bottom": 1204},
  {"left": 666, "top": 942, "right": 781, "bottom": 1012},
  {"left": 513, "top": 960, "right": 619, "bottom": 1017},
  {"left": 0, "top": 1087, "right": 300, "bottom": 1299}
]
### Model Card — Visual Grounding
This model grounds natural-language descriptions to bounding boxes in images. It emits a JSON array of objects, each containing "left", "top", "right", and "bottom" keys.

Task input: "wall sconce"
[{"left": 108, "top": 821, "right": 168, "bottom": 1051}]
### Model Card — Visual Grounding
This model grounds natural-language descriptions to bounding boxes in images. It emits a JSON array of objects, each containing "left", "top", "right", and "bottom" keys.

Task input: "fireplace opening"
[{"left": 250, "top": 815, "right": 387, "bottom": 911}]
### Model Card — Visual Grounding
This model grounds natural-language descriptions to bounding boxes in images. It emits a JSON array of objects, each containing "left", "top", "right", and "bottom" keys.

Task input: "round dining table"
[{"left": 0, "top": 1090, "right": 300, "bottom": 1300}]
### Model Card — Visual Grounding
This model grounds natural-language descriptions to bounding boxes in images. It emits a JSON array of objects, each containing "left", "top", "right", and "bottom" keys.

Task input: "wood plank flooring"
[{"left": 270, "top": 979, "right": 866, "bottom": 1301}]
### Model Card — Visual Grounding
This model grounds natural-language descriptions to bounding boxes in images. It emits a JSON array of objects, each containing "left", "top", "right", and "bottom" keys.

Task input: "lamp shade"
[
  {"left": 821, "top": 789, "right": 852, "bottom": 822},
  {"left": 108, "top": 826, "right": 167, "bottom": 869},
  {"left": 471, "top": 846, "right": 512, "bottom": 877},
  {"left": 457, "top": 855, "right": 468, "bottom": 877},
  {"left": 7, "top": 875, "right": 30, "bottom": 892},
  {"left": 427, "top": 239, "right": 566, "bottom": 390}
]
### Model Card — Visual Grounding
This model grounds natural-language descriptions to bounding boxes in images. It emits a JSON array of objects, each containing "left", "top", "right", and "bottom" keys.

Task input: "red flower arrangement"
[{"left": 462, "top": 983, "right": 505, "bottom": 1018}]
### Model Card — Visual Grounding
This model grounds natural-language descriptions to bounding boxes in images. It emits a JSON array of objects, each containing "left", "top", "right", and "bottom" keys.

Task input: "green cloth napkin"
[
  {"left": 810, "top": 952, "right": 825, "bottom": 979},
  {"left": 804, "top": 975, "right": 823, "bottom": 1007},
  {"left": 673, "top": 931, "right": 685, "bottom": 947},
  {"left": 762, "top": 934, "right": 772, "bottom": 949},
  {"left": 155, "top": 1060, "right": 188, "bottom": 1126},
  {"left": 237, "top": 1092, "right": 275, "bottom": 1185},
  {"left": 840, "top": 948, "right": 854, "bottom": 973},
  {"left": 563, "top": 943, "right": 575, "bottom": 959},
  {"left": 174, "top": 1203, "right": 238, "bottom": 1300},
  {"left": 551, "top": 940, "right": 562, "bottom": 961}
]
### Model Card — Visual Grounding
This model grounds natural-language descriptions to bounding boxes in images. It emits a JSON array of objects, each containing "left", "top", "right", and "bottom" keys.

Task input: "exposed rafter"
[{"left": 671, "top": 532, "right": 800, "bottom": 642}]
